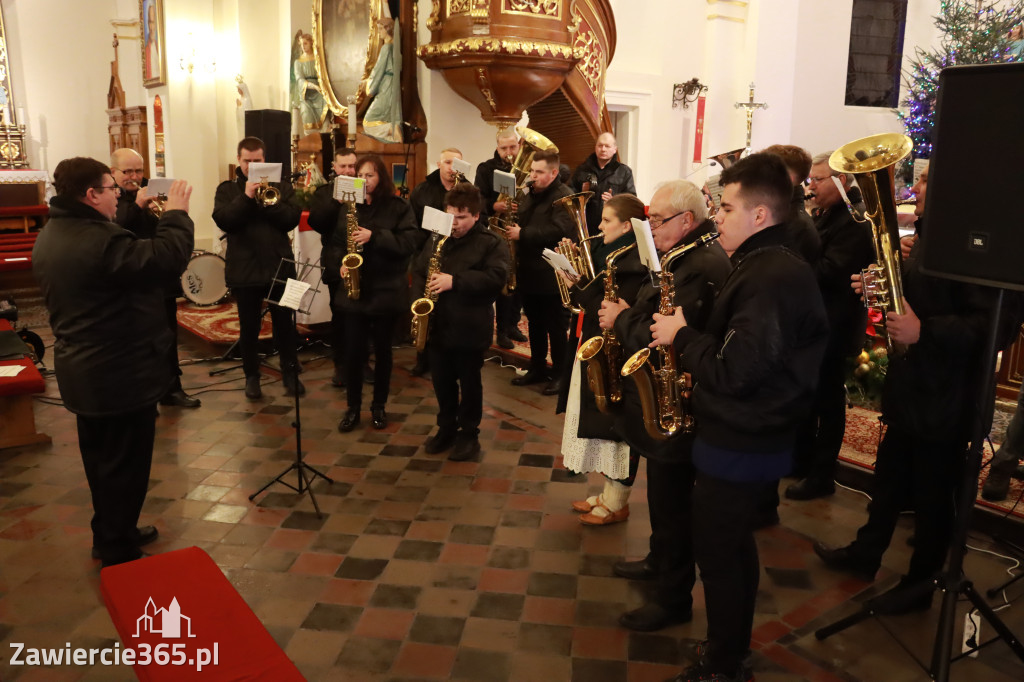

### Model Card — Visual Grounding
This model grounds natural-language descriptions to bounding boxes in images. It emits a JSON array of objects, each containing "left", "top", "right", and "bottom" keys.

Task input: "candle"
[{"left": 291, "top": 107, "right": 302, "bottom": 137}]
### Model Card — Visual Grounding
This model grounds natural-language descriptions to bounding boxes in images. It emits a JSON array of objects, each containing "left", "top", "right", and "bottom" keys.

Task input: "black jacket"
[
  {"left": 411, "top": 223, "right": 509, "bottom": 351},
  {"left": 410, "top": 169, "right": 451, "bottom": 228},
  {"left": 516, "top": 178, "right": 575, "bottom": 296},
  {"left": 474, "top": 151, "right": 511, "bottom": 221},
  {"left": 115, "top": 179, "right": 182, "bottom": 294},
  {"left": 307, "top": 182, "right": 347, "bottom": 284},
  {"left": 673, "top": 223, "right": 828, "bottom": 454},
  {"left": 613, "top": 220, "right": 733, "bottom": 459},
  {"left": 813, "top": 187, "right": 874, "bottom": 356},
  {"left": 212, "top": 169, "right": 300, "bottom": 287},
  {"left": 784, "top": 185, "right": 821, "bottom": 265},
  {"left": 32, "top": 196, "right": 194, "bottom": 416},
  {"left": 569, "top": 153, "right": 637, "bottom": 234},
  {"left": 333, "top": 193, "right": 419, "bottom": 315}
]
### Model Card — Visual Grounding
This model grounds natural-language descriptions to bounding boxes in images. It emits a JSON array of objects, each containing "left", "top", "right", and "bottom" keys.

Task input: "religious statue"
[
  {"left": 291, "top": 31, "right": 329, "bottom": 132},
  {"left": 362, "top": 17, "right": 403, "bottom": 144},
  {"left": 235, "top": 75, "right": 253, "bottom": 139}
]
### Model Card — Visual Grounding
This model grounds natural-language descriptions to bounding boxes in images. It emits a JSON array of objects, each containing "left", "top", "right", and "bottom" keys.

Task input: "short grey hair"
[
  {"left": 654, "top": 179, "right": 708, "bottom": 223},
  {"left": 812, "top": 151, "right": 853, "bottom": 184}
]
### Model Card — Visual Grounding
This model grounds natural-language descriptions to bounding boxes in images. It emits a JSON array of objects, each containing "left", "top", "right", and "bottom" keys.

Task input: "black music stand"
[{"left": 249, "top": 259, "right": 333, "bottom": 516}]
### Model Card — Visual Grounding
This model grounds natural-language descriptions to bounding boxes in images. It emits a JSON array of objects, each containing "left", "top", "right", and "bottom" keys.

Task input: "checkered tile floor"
[{"left": 1, "top": 331, "right": 1023, "bottom": 681}]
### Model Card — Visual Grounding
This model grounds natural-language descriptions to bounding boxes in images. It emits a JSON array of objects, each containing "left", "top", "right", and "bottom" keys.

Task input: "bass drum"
[{"left": 181, "top": 251, "right": 229, "bottom": 306}]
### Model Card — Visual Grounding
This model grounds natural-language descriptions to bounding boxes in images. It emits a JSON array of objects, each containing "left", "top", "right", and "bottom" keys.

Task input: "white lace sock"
[{"left": 590, "top": 479, "right": 631, "bottom": 517}]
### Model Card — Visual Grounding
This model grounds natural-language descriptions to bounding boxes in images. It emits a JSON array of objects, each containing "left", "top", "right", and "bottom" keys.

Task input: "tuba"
[
  {"left": 410, "top": 234, "right": 449, "bottom": 352},
  {"left": 340, "top": 198, "right": 362, "bottom": 300},
  {"left": 489, "top": 127, "right": 559, "bottom": 294},
  {"left": 577, "top": 242, "right": 637, "bottom": 414},
  {"left": 828, "top": 133, "right": 913, "bottom": 356},
  {"left": 255, "top": 177, "right": 280, "bottom": 207},
  {"left": 621, "top": 232, "right": 720, "bottom": 440},
  {"left": 553, "top": 190, "right": 599, "bottom": 311}
]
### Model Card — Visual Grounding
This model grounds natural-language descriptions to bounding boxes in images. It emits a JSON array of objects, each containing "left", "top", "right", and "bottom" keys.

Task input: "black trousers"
[
  {"left": 693, "top": 472, "right": 765, "bottom": 675},
  {"left": 162, "top": 297, "right": 183, "bottom": 393},
  {"left": 495, "top": 291, "right": 522, "bottom": 335},
  {"left": 344, "top": 312, "right": 397, "bottom": 408},
  {"left": 520, "top": 293, "right": 569, "bottom": 373},
  {"left": 325, "top": 281, "right": 347, "bottom": 371},
  {"left": 233, "top": 284, "right": 298, "bottom": 378},
  {"left": 429, "top": 346, "right": 484, "bottom": 437},
  {"left": 851, "top": 424, "right": 963, "bottom": 581},
  {"left": 791, "top": 349, "right": 849, "bottom": 481},
  {"left": 645, "top": 455, "right": 697, "bottom": 611},
  {"left": 78, "top": 406, "right": 156, "bottom": 564}
]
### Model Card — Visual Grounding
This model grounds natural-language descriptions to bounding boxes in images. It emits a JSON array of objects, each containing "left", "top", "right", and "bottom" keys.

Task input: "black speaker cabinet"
[
  {"left": 920, "top": 63, "right": 1024, "bottom": 291},
  {"left": 244, "top": 109, "right": 291, "bottom": 181}
]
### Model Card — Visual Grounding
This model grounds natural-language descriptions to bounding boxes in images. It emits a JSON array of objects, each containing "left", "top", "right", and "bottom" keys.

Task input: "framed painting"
[
  {"left": 140, "top": 0, "right": 167, "bottom": 88},
  {"left": 312, "top": 0, "right": 387, "bottom": 117}
]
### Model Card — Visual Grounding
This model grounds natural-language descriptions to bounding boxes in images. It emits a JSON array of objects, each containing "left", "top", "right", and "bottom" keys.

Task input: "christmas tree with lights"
[{"left": 899, "top": 0, "right": 1023, "bottom": 158}]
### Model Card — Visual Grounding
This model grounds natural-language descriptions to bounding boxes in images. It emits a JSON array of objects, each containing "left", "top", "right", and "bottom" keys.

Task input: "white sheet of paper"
[
  {"left": 452, "top": 157, "right": 472, "bottom": 179},
  {"left": 278, "top": 278, "right": 312, "bottom": 311},
  {"left": 493, "top": 170, "right": 516, "bottom": 197},
  {"left": 542, "top": 248, "right": 578, "bottom": 278},
  {"left": 145, "top": 177, "right": 176, "bottom": 196},
  {"left": 631, "top": 218, "right": 661, "bottom": 272},
  {"left": 247, "top": 162, "right": 282, "bottom": 183},
  {"left": 334, "top": 175, "right": 366, "bottom": 203},
  {"left": 422, "top": 206, "right": 453, "bottom": 236},
  {"left": 0, "top": 365, "right": 25, "bottom": 377}
]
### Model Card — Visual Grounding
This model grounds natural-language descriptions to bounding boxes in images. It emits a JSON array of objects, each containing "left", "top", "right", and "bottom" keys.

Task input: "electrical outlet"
[{"left": 961, "top": 611, "right": 980, "bottom": 658}]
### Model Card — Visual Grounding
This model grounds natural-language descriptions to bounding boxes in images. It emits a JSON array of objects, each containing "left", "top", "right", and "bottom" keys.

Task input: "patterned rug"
[
  {"left": 176, "top": 299, "right": 273, "bottom": 344},
  {"left": 838, "top": 405, "right": 1024, "bottom": 520}
]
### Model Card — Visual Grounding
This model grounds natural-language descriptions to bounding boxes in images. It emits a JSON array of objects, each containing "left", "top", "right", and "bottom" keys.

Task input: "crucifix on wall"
[{"left": 734, "top": 83, "right": 767, "bottom": 148}]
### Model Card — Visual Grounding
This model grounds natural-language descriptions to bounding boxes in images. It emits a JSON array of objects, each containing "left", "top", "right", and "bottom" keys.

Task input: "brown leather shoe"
[
  {"left": 572, "top": 496, "right": 599, "bottom": 513},
  {"left": 580, "top": 503, "right": 629, "bottom": 526}
]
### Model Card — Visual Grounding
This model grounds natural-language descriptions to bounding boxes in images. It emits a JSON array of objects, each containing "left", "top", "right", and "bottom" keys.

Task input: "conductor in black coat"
[
  {"left": 412, "top": 184, "right": 508, "bottom": 462},
  {"left": 506, "top": 149, "right": 575, "bottom": 394},
  {"left": 212, "top": 137, "right": 302, "bottom": 400},
  {"left": 33, "top": 157, "right": 194, "bottom": 566}
]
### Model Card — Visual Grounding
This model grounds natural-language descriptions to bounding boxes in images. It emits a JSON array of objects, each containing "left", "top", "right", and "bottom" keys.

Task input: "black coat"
[
  {"left": 32, "top": 196, "right": 194, "bottom": 416},
  {"left": 569, "top": 153, "right": 637, "bottom": 234},
  {"left": 612, "top": 220, "right": 733, "bottom": 459},
  {"left": 813, "top": 187, "right": 874, "bottom": 356},
  {"left": 673, "top": 224, "right": 829, "bottom": 454},
  {"left": 410, "top": 223, "right": 509, "bottom": 351},
  {"left": 410, "top": 169, "right": 450, "bottom": 228},
  {"left": 306, "top": 182, "right": 348, "bottom": 285},
  {"left": 474, "top": 151, "right": 511, "bottom": 221},
  {"left": 212, "top": 169, "right": 300, "bottom": 287},
  {"left": 115, "top": 179, "right": 182, "bottom": 294},
  {"left": 333, "top": 193, "right": 419, "bottom": 316},
  {"left": 784, "top": 186, "right": 821, "bottom": 265},
  {"left": 515, "top": 178, "right": 575, "bottom": 296}
]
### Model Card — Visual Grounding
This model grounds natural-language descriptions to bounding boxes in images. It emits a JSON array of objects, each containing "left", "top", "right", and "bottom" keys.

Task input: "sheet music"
[
  {"left": 145, "top": 177, "right": 176, "bottom": 195},
  {"left": 278, "top": 278, "right": 312, "bottom": 311},
  {"left": 452, "top": 157, "right": 473, "bottom": 179},
  {"left": 705, "top": 174, "right": 724, "bottom": 212},
  {"left": 247, "top": 162, "right": 282, "bottom": 183},
  {"left": 542, "top": 248, "right": 579, "bottom": 278},
  {"left": 493, "top": 170, "right": 516, "bottom": 197},
  {"left": 631, "top": 218, "right": 661, "bottom": 272},
  {"left": 334, "top": 175, "right": 366, "bottom": 203},
  {"left": 422, "top": 206, "right": 454, "bottom": 236},
  {"left": 0, "top": 365, "right": 25, "bottom": 377}
]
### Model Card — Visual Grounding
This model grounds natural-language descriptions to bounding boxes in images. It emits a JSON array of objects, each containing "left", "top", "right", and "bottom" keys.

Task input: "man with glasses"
[
  {"left": 597, "top": 180, "right": 731, "bottom": 633},
  {"left": 110, "top": 148, "right": 200, "bottom": 408},
  {"left": 784, "top": 153, "right": 873, "bottom": 501},
  {"left": 33, "top": 156, "right": 194, "bottom": 566}
]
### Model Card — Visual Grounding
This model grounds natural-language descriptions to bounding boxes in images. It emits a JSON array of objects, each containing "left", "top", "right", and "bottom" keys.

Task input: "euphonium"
[
  {"left": 828, "top": 132, "right": 913, "bottom": 356},
  {"left": 577, "top": 242, "right": 637, "bottom": 414},
  {"left": 410, "top": 234, "right": 449, "bottom": 352},
  {"left": 254, "top": 176, "right": 280, "bottom": 207},
  {"left": 341, "top": 200, "right": 363, "bottom": 300},
  {"left": 621, "top": 232, "right": 720, "bottom": 440},
  {"left": 554, "top": 234, "right": 603, "bottom": 312}
]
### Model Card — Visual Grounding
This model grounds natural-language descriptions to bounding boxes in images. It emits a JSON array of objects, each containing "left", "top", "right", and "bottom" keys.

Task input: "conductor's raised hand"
[
  {"left": 163, "top": 180, "right": 192, "bottom": 213},
  {"left": 649, "top": 307, "right": 687, "bottom": 348}
]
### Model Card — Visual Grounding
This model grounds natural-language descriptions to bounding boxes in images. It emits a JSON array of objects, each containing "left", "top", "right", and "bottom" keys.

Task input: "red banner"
[{"left": 693, "top": 96, "right": 706, "bottom": 164}]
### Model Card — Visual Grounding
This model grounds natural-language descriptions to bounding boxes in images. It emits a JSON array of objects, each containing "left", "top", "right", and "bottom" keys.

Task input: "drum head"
[{"left": 181, "top": 252, "right": 228, "bottom": 305}]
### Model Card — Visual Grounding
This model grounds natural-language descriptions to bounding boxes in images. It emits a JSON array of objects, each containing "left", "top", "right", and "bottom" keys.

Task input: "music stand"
[{"left": 249, "top": 258, "right": 333, "bottom": 516}]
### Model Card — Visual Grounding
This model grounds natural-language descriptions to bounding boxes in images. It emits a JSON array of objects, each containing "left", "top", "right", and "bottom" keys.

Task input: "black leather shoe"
[
  {"left": 619, "top": 602, "right": 692, "bottom": 632},
  {"left": 363, "top": 364, "right": 375, "bottom": 384},
  {"left": 410, "top": 361, "right": 429, "bottom": 377},
  {"left": 338, "top": 408, "right": 360, "bottom": 432},
  {"left": 872, "top": 577, "right": 934, "bottom": 614},
  {"left": 511, "top": 370, "right": 548, "bottom": 386},
  {"left": 542, "top": 377, "right": 564, "bottom": 396},
  {"left": 159, "top": 390, "right": 201, "bottom": 408},
  {"left": 784, "top": 478, "right": 835, "bottom": 500},
  {"left": 244, "top": 375, "right": 262, "bottom": 400},
  {"left": 283, "top": 374, "right": 306, "bottom": 397},
  {"left": 371, "top": 406, "right": 388, "bottom": 429},
  {"left": 92, "top": 526, "right": 159, "bottom": 559},
  {"left": 449, "top": 433, "right": 481, "bottom": 462},
  {"left": 496, "top": 335, "right": 514, "bottom": 349},
  {"left": 507, "top": 328, "right": 527, "bottom": 343},
  {"left": 612, "top": 558, "right": 658, "bottom": 580},
  {"left": 424, "top": 428, "right": 457, "bottom": 454},
  {"left": 330, "top": 368, "right": 346, "bottom": 388},
  {"left": 813, "top": 542, "right": 877, "bottom": 582}
]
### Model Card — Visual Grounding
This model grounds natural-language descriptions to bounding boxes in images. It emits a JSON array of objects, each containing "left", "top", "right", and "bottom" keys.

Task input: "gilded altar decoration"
[
  {"left": 573, "top": 14, "right": 605, "bottom": 102},
  {"left": 312, "top": 0, "right": 388, "bottom": 118},
  {"left": 475, "top": 68, "right": 498, "bottom": 113},
  {"left": 448, "top": 0, "right": 471, "bottom": 14},
  {"left": 428, "top": 0, "right": 443, "bottom": 30},
  {"left": 418, "top": 37, "right": 577, "bottom": 60},
  {"left": 0, "top": 4, "right": 28, "bottom": 168},
  {"left": 504, "top": 0, "right": 562, "bottom": 19}
]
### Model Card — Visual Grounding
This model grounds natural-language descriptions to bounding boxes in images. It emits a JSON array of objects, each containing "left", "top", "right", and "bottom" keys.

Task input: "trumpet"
[
  {"left": 148, "top": 193, "right": 168, "bottom": 218},
  {"left": 255, "top": 177, "right": 280, "bottom": 207},
  {"left": 554, "top": 235, "right": 602, "bottom": 312}
]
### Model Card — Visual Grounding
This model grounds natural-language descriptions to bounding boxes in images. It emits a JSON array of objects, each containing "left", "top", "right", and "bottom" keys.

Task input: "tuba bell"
[
  {"left": 255, "top": 176, "right": 280, "bottom": 207},
  {"left": 828, "top": 132, "right": 913, "bottom": 355}
]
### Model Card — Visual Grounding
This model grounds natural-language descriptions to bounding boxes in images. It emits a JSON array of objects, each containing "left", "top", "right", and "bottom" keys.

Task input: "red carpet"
[{"left": 176, "top": 300, "right": 273, "bottom": 345}]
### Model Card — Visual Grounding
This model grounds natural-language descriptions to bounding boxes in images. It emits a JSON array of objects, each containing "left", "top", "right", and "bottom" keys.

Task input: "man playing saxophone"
[
  {"left": 597, "top": 180, "right": 731, "bottom": 634},
  {"left": 411, "top": 184, "right": 508, "bottom": 462},
  {"left": 649, "top": 154, "right": 827, "bottom": 681}
]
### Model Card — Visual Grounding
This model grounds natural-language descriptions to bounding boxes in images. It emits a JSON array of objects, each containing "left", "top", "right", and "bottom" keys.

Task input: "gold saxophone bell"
[
  {"left": 410, "top": 234, "right": 449, "bottom": 352},
  {"left": 255, "top": 177, "right": 280, "bottom": 207}
]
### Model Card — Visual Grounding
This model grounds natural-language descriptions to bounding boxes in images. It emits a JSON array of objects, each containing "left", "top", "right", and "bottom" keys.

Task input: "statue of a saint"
[
  {"left": 361, "top": 17, "right": 403, "bottom": 144},
  {"left": 291, "top": 31, "right": 329, "bottom": 132}
]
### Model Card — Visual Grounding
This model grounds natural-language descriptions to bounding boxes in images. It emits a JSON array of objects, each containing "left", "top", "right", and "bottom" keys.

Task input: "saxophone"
[
  {"left": 410, "top": 234, "right": 449, "bottom": 352},
  {"left": 620, "top": 232, "right": 720, "bottom": 440},
  {"left": 577, "top": 243, "right": 637, "bottom": 414},
  {"left": 340, "top": 199, "right": 362, "bottom": 300}
]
